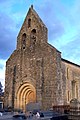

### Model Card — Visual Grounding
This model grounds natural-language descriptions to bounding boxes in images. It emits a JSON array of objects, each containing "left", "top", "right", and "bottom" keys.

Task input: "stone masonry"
[{"left": 4, "top": 6, "right": 80, "bottom": 112}]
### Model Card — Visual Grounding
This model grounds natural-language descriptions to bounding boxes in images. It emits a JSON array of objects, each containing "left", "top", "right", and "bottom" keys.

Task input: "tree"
[{"left": 0, "top": 82, "right": 3, "bottom": 96}]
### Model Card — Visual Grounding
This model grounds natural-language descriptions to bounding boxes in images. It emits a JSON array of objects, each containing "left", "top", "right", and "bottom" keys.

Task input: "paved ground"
[
  {"left": 0, "top": 114, "right": 38, "bottom": 120},
  {"left": 0, "top": 114, "right": 50, "bottom": 120},
  {"left": 0, "top": 114, "right": 13, "bottom": 120}
]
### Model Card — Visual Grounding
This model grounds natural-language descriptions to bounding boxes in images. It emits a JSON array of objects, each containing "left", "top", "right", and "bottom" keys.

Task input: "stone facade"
[
  {"left": 61, "top": 59, "right": 80, "bottom": 105},
  {"left": 4, "top": 6, "right": 80, "bottom": 111}
]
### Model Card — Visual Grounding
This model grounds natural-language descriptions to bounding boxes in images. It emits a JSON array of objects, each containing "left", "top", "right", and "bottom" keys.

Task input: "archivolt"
[{"left": 16, "top": 82, "right": 36, "bottom": 111}]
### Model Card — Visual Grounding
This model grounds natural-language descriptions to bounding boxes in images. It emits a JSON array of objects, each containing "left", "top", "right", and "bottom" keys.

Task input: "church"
[{"left": 4, "top": 5, "right": 80, "bottom": 111}]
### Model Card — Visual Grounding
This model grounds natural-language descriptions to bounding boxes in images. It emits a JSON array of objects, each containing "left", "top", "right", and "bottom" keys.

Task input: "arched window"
[
  {"left": 22, "top": 33, "right": 26, "bottom": 49},
  {"left": 28, "top": 18, "right": 31, "bottom": 28},
  {"left": 22, "top": 33, "right": 26, "bottom": 40},
  {"left": 72, "top": 80, "right": 76, "bottom": 99},
  {"left": 31, "top": 29, "right": 36, "bottom": 33},
  {"left": 31, "top": 29, "right": 36, "bottom": 45},
  {"left": 67, "top": 91, "right": 70, "bottom": 102}
]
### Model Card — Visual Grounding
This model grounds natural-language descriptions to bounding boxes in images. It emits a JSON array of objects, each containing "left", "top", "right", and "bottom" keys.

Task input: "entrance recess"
[{"left": 16, "top": 82, "right": 36, "bottom": 111}]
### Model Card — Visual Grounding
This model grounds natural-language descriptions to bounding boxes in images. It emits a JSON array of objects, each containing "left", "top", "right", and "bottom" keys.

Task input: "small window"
[
  {"left": 22, "top": 33, "right": 26, "bottom": 49},
  {"left": 67, "top": 68, "right": 69, "bottom": 79},
  {"left": 31, "top": 29, "right": 36, "bottom": 45},
  {"left": 22, "top": 33, "right": 26, "bottom": 40},
  {"left": 67, "top": 91, "right": 70, "bottom": 101},
  {"left": 72, "top": 80, "right": 76, "bottom": 98},
  {"left": 28, "top": 18, "right": 31, "bottom": 28},
  {"left": 31, "top": 29, "right": 36, "bottom": 33}
]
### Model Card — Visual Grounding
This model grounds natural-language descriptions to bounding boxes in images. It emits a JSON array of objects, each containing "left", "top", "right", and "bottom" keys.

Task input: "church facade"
[{"left": 4, "top": 6, "right": 80, "bottom": 111}]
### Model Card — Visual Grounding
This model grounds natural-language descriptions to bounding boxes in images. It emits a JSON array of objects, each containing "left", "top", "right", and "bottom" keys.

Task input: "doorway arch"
[{"left": 16, "top": 82, "right": 36, "bottom": 111}]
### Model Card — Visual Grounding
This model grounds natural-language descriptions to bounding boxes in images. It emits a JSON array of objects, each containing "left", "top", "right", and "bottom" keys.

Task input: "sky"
[{"left": 0, "top": 0, "right": 80, "bottom": 89}]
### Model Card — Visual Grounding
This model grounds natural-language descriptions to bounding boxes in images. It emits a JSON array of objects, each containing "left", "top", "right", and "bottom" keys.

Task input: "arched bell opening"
[
  {"left": 22, "top": 33, "right": 26, "bottom": 49},
  {"left": 30, "top": 29, "right": 36, "bottom": 46}
]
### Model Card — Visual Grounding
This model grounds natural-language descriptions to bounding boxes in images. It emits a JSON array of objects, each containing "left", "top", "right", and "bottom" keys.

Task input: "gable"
[{"left": 17, "top": 5, "right": 48, "bottom": 50}]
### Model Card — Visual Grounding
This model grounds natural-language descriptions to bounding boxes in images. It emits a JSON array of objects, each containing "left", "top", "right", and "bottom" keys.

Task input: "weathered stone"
[{"left": 4, "top": 6, "right": 80, "bottom": 112}]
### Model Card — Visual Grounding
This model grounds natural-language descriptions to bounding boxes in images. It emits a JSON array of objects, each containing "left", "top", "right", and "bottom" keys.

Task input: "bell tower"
[{"left": 16, "top": 5, "right": 48, "bottom": 51}]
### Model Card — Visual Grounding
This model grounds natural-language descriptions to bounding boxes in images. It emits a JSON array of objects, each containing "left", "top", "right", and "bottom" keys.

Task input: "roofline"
[
  {"left": 61, "top": 58, "right": 80, "bottom": 67},
  {"left": 48, "top": 43, "right": 61, "bottom": 53},
  {"left": 17, "top": 5, "right": 47, "bottom": 38}
]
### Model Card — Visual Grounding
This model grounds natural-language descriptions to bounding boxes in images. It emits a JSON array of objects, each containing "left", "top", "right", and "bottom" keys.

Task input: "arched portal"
[{"left": 16, "top": 82, "right": 36, "bottom": 111}]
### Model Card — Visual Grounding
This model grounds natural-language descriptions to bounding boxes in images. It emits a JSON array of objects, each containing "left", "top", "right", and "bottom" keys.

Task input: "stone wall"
[
  {"left": 4, "top": 6, "right": 80, "bottom": 112},
  {"left": 4, "top": 6, "right": 63, "bottom": 111},
  {"left": 61, "top": 59, "right": 80, "bottom": 105}
]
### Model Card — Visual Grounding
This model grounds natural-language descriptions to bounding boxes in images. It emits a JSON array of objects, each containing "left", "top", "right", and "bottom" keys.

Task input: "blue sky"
[{"left": 0, "top": 0, "right": 80, "bottom": 88}]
